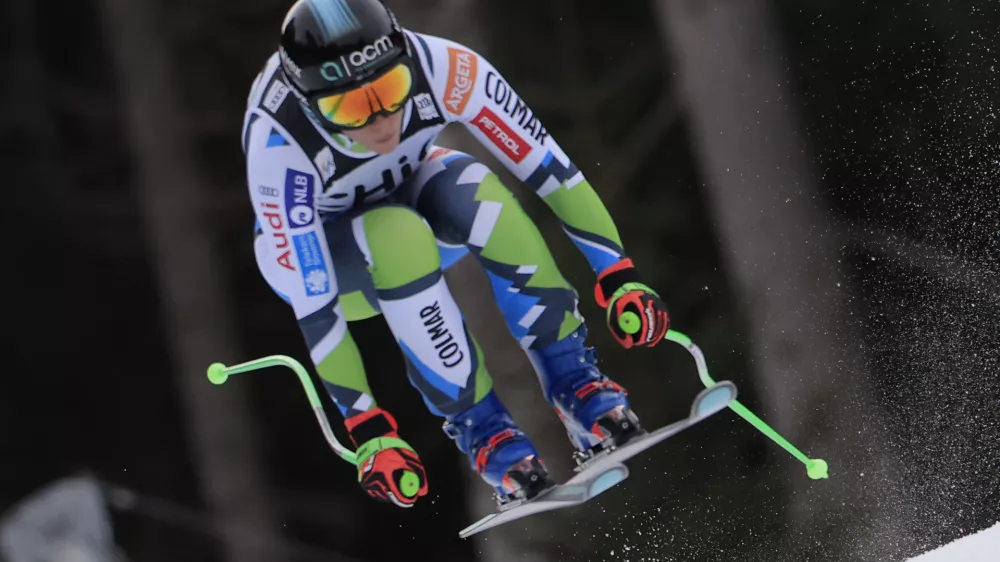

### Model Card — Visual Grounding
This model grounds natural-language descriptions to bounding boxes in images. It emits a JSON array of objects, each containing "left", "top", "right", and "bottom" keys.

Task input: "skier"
[{"left": 243, "top": 0, "right": 671, "bottom": 508}]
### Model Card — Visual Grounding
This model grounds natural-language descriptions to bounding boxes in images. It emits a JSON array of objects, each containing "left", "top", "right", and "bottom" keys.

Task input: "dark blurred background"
[{"left": 4, "top": 0, "right": 999, "bottom": 561}]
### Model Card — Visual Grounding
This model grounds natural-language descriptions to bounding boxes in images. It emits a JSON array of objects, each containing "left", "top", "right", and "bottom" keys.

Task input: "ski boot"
[
  {"left": 444, "top": 390, "right": 556, "bottom": 509},
  {"left": 529, "top": 324, "right": 646, "bottom": 469}
]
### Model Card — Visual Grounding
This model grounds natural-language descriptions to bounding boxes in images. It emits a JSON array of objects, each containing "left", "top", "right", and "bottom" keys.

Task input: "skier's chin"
[
  {"left": 365, "top": 136, "right": 402, "bottom": 155},
  {"left": 344, "top": 112, "right": 404, "bottom": 155}
]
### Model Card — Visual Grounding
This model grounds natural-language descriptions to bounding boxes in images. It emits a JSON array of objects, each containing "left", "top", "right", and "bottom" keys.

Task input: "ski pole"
[
  {"left": 617, "top": 312, "right": 829, "bottom": 480},
  {"left": 206, "top": 356, "right": 357, "bottom": 464},
  {"left": 207, "top": 357, "right": 428, "bottom": 500},
  {"left": 207, "top": 357, "right": 426, "bottom": 500}
]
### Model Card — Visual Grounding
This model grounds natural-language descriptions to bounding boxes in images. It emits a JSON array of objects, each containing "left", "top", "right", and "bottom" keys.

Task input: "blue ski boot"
[
  {"left": 444, "top": 390, "right": 555, "bottom": 507},
  {"left": 529, "top": 324, "right": 646, "bottom": 466}
]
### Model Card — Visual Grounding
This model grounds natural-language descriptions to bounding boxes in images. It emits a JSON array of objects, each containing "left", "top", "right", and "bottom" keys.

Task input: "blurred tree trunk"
[
  {"left": 388, "top": 2, "right": 556, "bottom": 560},
  {"left": 6, "top": 0, "right": 64, "bottom": 222},
  {"left": 97, "top": 0, "right": 279, "bottom": 560},
  {"left": 654, "top": 0, "right": 903, "bottom": 557}
]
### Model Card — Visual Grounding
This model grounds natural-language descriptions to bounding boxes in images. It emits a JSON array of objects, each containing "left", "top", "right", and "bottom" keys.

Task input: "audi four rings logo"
[{"left": 321, "top": 35, "right": 394, "bottom": 82}]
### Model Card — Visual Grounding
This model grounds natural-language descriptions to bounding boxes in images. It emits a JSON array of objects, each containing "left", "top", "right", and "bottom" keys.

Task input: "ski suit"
[{"left": 242, "top": 30, "right": 628, "bottom": 422}]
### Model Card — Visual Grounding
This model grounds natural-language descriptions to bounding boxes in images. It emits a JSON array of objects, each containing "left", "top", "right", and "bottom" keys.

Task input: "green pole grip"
[
  {"left": 207, "top": 357, "right": 358, "bottom": 466},
  {"left": 618, "top": 310, "right": 642, "bottom": 334},
  {"left": 665, "top": 330, "right": 829, "bottom": 480},
  {"left": 398, "top": 470, "right": 421, "bottom": 498}
]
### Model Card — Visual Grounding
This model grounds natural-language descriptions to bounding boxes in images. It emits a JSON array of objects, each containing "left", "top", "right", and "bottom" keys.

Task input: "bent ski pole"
[
  {"left": 207, "top": 356, "right": 425, "bottom": 500},
  {"left": 206, "top": 357, "right": 357, "bottom": 464},
  {"left": 617, "top": 313, "right": 829, "bottom": 480}
]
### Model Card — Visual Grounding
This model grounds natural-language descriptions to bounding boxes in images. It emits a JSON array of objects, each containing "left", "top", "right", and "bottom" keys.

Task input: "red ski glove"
[
  {"left": 594, "top": 258, "right": 671, "bottom": 349},
  {"left": 345, "top": 408, "right": 428, "bottom": 508}
]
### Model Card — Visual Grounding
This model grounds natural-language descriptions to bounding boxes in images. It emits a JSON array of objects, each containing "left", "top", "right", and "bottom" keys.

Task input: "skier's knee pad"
[{"left": 355, "top": 205, "right": 440, "bottom": 290}]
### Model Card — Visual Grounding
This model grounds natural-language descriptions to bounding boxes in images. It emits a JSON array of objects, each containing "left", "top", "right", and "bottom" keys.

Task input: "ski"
[{"left": 458, "top": 380, "right": 738, "bottom": 538}]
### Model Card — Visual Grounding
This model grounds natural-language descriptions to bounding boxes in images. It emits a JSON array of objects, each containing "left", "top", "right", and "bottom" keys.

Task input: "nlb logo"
[
  {"left": 445, "top": 47, "right": 477, "bottom": 115},
  {"left": 321, "top": 35, "right": 394, "bottom": 82},
  {"left": 473, "top": 107, "right": 530, "bottom": 164},
  {"left": 284, "top": 168, "right": 315, "bottom": 228}
]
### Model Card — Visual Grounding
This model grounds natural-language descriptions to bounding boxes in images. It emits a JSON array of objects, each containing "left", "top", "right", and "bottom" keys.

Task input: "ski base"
[{"left": 458, "top": 381, "right": 738, "bottom": 538}]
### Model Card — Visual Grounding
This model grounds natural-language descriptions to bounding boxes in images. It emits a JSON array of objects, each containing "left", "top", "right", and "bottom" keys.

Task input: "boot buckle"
[{"left": 442, "top": 420, "right": 463, "bottom": 439}]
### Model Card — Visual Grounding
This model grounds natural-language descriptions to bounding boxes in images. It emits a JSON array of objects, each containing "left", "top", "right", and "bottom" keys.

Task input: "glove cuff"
[
  {"left": 346, "top": 408, "right": 417, "bottom": 467},
  {"left": 346, "top": 407, "right": 399, "bottom": 447},
  {"left": 354, "top": 436, "right": 416, "bottom": 468},
  {"left": 595, "top": 257, "right": 641, "bottom": 308}
]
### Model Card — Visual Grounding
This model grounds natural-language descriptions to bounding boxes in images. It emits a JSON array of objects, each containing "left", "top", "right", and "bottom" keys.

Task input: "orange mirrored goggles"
[{"left": 315, "top": 62, "right": 414, "bottom": 129}]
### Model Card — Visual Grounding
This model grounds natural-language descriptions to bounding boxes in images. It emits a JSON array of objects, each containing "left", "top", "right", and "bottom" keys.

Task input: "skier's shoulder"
[
  {"left": 405, "top": 29, "right": 485, "bottom": 60},
  {"left": 245, "top": 52, "right": 287, "bottom": 114},
  {"left": 404, "top": 30, "right": 486, "bottom": 119},
  {"left": 243, "top": 53, "right": 283, "bottom": 147},
  {"left": 242, "top": 52, "right": 316, "bottom": 159}
]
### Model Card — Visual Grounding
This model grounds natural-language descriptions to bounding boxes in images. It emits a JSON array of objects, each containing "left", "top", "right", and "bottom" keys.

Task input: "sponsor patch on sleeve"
[
  {"left": 473, "top": 107, "right": 531, "bottom": 164},
  {"left": 444, "top": 47, "right": 478, "bottom": 115},
  {"left": 262, "top": 80, "right": 290, "bottom": 113},
  {"left": 292, "top": 232, "right": 330, "bottom": 297},
  {"left": 413, "top": 92, "right": 441, "bottom": 121},
  {"left": 284, "top": 169, "right": 316, "bottom": 228}
]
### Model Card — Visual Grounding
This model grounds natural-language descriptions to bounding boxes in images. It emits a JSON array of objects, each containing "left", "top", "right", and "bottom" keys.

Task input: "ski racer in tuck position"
[{"left": 243, "top": 0, "right": 672, "bottom": 508}]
